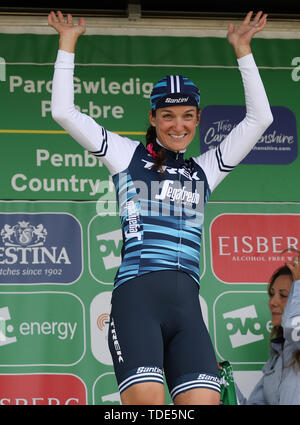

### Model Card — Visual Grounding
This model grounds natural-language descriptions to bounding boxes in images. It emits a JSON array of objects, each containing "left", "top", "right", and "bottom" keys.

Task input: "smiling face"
[
  {"left": 149, "top": 106, "right": 200, "bottom": 152},
  {"left": 268, "top": 274, "right": 293, "bottom": 327}
]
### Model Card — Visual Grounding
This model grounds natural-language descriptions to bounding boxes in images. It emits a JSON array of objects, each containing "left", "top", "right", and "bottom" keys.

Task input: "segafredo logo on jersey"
[
  {"left": 210, "top": 213, "right": 300, "bottom": 283},
  {"left": 0, "top": 213, "right": 82, "bottom": 284},
  {"left": 155, "top": 180, "right": 201, "bottom": 205},
  {"left": 199, "top": 105, "right": 297, "bottom": 164},
  {"left": 0, "top": 292, "right": 85, "bottom": 366}
]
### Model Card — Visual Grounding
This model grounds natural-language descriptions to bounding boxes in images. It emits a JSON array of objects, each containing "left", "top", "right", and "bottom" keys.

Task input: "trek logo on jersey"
[
  {"left": 142, "top": 159, "right": 200, "bottom": 181},
  {"left": 0, "top": 213, "right": 82, "bottom": 284}
]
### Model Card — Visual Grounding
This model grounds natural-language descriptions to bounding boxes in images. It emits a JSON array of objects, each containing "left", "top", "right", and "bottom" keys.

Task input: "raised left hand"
[{"left": 227, "top": 11, "right": 268, "bottom": 58}]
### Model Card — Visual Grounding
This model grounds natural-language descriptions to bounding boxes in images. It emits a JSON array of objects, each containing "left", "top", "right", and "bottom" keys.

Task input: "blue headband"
[{"left": 150, "top": 75, "right": 200, "bottom": 110}]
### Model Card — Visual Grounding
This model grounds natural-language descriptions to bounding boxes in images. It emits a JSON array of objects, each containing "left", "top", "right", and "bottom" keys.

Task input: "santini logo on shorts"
[
  {"left": 137, "top": 366, "right": 163, "bottom": 375},
  {"left": 165, "top": 97, "right": 189, "bottom": 104}
]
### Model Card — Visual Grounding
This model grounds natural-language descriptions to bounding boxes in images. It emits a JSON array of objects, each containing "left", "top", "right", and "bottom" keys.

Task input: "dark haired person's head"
[
  {"left": 146, "top": 75, "right": 201, "bottom": 171},
  {"left": 268, "top": 265, "right": 293, "bottom": 334}
]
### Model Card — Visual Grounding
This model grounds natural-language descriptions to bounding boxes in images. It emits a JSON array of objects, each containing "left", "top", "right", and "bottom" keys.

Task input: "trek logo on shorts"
[{"left": 110, "top": 317, "right": 124, "bottom": 363}]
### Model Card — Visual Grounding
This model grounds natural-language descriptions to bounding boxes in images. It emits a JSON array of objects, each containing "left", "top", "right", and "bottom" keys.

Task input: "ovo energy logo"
[
  {"left": 214, "top": 291, "right": 271, "bottom": 364},
  {"left": 0, "top": 306, "right": 17, "bottom": 347},
  {"left": 223, "top": 305, "right": 264, "bottom": 348},
  {"left": 89, "top": 214, "right": 122, "bottom": 284},
  {"left": 0, "top": 292, "right": 85, "bottom": 366},
  {"left": 0, "top": 57, "right": 5, "bottom": 82},
  {"left": 96, "top": 229, "right": 122, "bottom": 271}
]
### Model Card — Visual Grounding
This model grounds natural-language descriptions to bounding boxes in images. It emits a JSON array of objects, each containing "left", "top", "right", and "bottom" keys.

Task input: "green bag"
[{"left": 218, "top": 360, "right": 238, "bottom": 405}]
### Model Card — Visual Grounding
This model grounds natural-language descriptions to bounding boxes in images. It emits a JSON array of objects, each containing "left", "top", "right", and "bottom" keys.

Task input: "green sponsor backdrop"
[
  {"left": 0, "top": 31, "right": 300, "bottom": 404},
  {"left": 0, "top": 200, "right": 299, "bottom": 404},
  {"left": 0, "top": 34, "right": 299, "bottom": 201},
  {"left": 0, "top": 292, "right": 85, "bottom": 366}
]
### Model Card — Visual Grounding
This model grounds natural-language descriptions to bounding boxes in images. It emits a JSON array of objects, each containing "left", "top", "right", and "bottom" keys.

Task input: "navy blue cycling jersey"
[
  {"left": 109, "top": 143, "right": 210, "bottom": 288},
  {"left": 51, "top": 49, "right": 273, "bottom": 289}
]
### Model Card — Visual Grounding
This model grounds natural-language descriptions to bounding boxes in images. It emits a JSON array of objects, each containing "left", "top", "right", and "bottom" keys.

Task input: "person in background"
[
  {"left": 48, "top": 10, "right": 272, "bottom": 405},
  {"left": 236, "top": 256, "right": 300, "bottom": 404}
]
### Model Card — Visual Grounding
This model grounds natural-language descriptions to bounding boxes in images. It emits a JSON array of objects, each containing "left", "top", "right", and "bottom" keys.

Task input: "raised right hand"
[
  {"left": 287, "top": 255, "right": 300, "bottom": 281},
  {"left": 48, "top": 11, "right": 86, "bottom": 51}
]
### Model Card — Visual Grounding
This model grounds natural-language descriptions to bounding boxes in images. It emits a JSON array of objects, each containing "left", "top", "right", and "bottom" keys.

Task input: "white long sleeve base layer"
[{"left": 51, "top": 49, "right": 273, "bottom": 192}]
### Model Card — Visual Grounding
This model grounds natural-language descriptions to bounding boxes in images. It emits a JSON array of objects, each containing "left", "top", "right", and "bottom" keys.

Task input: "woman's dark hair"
[
  {"left": 145, "top": 110, "right": 166, "bottom": 175},
  {"left": 268, "top": 264, "right": 300, "bottom": 369}
]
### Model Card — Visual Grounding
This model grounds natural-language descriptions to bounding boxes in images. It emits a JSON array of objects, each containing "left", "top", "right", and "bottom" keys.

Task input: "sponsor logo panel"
[
  {"left": 0, "top": 373, "right": 87, "bottom": 405},
  {"left": 214, "top": 291, "right": 272, "bottom": 364},
  {"left": 90, "top": 291, "right": 113, "bottom": 365},
  {"left": 0, "top": 292, "right": 85, "bottom": 366},
  {"left": 0, "top": 213, "right": 82, "bottom": 284},
  {"left": 199, "top": 105, "right": 298, "bottom": 164},
  {"left": 88, "top": 214, "right": 122, "bottom": 285},
  {"left": 92, "top": 372, "right": 121, "bottom": 405},
  {"left": 210, "top": 213, "right": 300, "bottom": 283}
]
